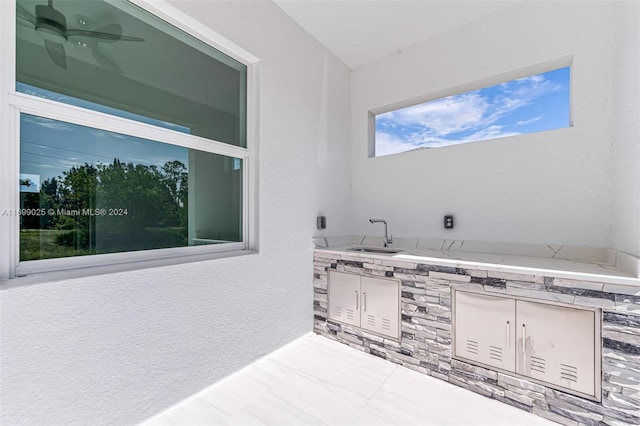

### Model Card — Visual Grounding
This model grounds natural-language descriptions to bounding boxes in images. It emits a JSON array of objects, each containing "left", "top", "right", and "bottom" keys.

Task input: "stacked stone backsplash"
[{"left": 313, "top": 251, "right": 640, "bottom": 426}]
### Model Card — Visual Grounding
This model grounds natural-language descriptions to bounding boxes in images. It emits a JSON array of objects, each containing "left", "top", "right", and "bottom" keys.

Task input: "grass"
[
  {"left": 20, "top": 228, "right": 189, "bottom": 261},
  {"left": 20, "top": 229, "right": 89, "bottom": 261}
]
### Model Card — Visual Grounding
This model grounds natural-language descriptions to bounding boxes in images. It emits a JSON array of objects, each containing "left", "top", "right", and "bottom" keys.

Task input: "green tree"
[
  {"left": 55, "top": 164, "right": 98, "bottom": 250},
  {"left": 40, "top": 177, "right": 61, "bottom": 229},
  {"left": 97, "top": 160, "right": 177, "bottom": 247},
  {"left": 161, "top": 160, "right": 188, "bottom": 229},
  {"left": 33, "top": 159, "right": 189, "bottom": 254}
]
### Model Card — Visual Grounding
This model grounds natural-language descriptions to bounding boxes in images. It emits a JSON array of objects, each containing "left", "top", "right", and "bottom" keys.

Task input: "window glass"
[
  {"left": 17, "top": 82, "right": 192, "bottom": 133},
  {"left": 16, "top": 0, "right": 246, "bottom": 147},
  {"left": 375, "top": 67, "right": 570, "bottom": 157},
  {"left": 20, "top": 113, "right": 243, "bottom": 261}
]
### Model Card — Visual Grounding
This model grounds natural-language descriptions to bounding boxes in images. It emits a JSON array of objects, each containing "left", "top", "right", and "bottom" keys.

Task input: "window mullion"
[
  {"left": 1, "top": 106, "right": 21, "bottom": 280},
  {"left": 9, "top": 92, "right": 250, "bottom": 159}
]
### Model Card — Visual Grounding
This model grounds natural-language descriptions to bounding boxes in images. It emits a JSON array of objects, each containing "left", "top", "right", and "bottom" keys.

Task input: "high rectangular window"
[{"left": 374, "top": 67, "right": 570, "bottom": 157}]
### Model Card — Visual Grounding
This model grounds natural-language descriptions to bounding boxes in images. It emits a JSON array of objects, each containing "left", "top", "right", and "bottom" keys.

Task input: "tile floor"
[{"left": 141, "top": 333, "right": 556, "bottom": 425}]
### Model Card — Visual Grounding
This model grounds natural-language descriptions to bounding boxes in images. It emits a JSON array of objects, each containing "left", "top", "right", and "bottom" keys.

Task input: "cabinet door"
[
  {"left": 360, "top": 276, "right": 399, "bottom": 339},
  {"left": 328, "top": 271, "right": 361, "bottom": 327},
  {"left": 454, "top": 291, "right": 516, "bottom": 371},
  {"left": 516, "top": 301, "right": 596, "bottom": 396}
]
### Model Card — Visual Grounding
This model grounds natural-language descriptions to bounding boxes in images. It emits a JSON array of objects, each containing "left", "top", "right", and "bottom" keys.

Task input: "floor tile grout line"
[
  {"left": 268, "top": 354, "right": 382, "bottom": 408},
  {"left": 196, "top": 358, "right": 297, "bottom": 422},
  {"left": 196, "top": 393, "right": 250, "bottom": 424},
  {"left": 142, "top": 333, "right": 556, "bottom": 426},
  {"left": 136, "top": 332, "right": 316, "bottom": 426},
  {"left": 258, "top": 359, "right": 395, "bottom": 426},
  {"left": 365, "top": 360, "right": 399, "bottom": 408},
  {"left": 270, "top": 337, "right": 397, "bottom": 377}
]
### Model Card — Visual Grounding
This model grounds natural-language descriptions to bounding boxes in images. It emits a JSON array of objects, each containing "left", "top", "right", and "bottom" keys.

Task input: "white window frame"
[{"left": 0, "top": 0, "right": 260, "bottom": 280}]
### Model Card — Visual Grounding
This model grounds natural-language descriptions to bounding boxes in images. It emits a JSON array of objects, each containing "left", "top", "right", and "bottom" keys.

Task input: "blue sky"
[
  {"left": 19, "top": 83, "right": 189, "bottom": 186},
  {"left": 20, "top": 114, "right": 189, "bottom": 185},
  {"left": 375, "top": 67, "right": 570, "bottom": 156}
]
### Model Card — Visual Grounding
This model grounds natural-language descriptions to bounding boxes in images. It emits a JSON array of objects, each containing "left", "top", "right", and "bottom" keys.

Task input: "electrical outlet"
[
  {"left": 444, "top": 215, "right": 454, "bottom": 229},
  {"left": 317, "top": 215, "right": 326, "bottom": 230}
]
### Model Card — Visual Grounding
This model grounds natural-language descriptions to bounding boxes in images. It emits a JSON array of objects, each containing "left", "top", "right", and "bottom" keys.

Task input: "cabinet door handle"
[
  {"left": 522, "top": 324, "right": 526, "bottom": 352},
  {"left": 355, "top": 291, "right": 359, "bottom": 310},
  {"left": 363, "top": 292, "right": 367, "bottom": 312},
  {"left": 506, "top": 321, "right": 510, "bottom": 349}
]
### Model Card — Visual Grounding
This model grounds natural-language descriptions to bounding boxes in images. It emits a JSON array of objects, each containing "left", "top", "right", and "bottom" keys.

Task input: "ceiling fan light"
[{"left": 35, "top": 4, "right": 67, "bottom": 43}]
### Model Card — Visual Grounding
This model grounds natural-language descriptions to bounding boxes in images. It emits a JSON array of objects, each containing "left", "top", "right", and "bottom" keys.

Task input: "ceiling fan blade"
[
  {"left": 87, "top": 23, "right": 121, "bottom": 44},
  {"left": 110, "top": 33, "right": 144, "bottom": 42},
  {"left": 93, "top": 45, "right": 123, "bottom": 74},
  {"left": 17, "top": 17, "right": 35, "bottom": 29},
  {"left": 16, "top": 4, "right": 37, "bottom": 26},
  {"left": 67, "top": 27, "right": 144, "bottom": 43},
  {"left": 45, "top": 40, "right": 67, "bottom": 69}
]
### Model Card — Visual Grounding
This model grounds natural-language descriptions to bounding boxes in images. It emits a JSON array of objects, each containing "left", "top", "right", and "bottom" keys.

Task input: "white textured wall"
[
  {"left": 611, "top": 1, "right": 640, "bottom": 258},
  {"left": 351, "top": 1, "right": 615, "bottom": 248},
  {"left": 0, "top": 1, "right": 351, "bottom": 425}
]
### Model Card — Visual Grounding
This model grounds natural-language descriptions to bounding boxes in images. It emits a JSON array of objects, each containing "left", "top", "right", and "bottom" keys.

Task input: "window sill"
[{"left": 1, "top": 248, "right": 258, "bottom": 289}]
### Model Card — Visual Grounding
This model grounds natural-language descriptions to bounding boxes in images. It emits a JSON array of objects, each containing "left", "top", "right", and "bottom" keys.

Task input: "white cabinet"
[
  {"left": 517, "top": 300, "right": 596, "bottom": 396},
  {"left": 454, "top": 291, "right": 516, "bottom": 372},
  {"left": 361, "top": 276, "right": 400, "bottom": 338},
  {"left": 454, "top": 290, "right": 600, "bottom": 400},
  {"left": 328, "top": 270, "right": 361, "bottom": 327},
  {"left": 328, "top": 270, "right": 400, "bottom": 339}
]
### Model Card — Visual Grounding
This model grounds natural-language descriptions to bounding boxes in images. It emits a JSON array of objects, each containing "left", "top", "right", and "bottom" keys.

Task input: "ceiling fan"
[{"left": 17, "top": 0, "right": 144, "bottom": 71}]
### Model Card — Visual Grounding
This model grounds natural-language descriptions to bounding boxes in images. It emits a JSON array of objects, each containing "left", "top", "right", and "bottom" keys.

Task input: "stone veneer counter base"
[{"left": 313, "top": 247, "right": 640, "bottom": 426}]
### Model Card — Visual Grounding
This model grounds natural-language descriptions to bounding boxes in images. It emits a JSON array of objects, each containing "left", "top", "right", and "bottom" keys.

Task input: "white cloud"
[
  {"left": 517, "top": 116, "right": 543, "bottom": 126},
  {"left": 379, "top": 92, "right": 489, "bottom": 137},
  {"left": 377, "top": 89, "right": 529, "bottom": 140},
  {"left": 375, "top": 70, "right": 566, "bottom": 156},
  {"left": 25, "top": 116, "right": 73, "bottom": 131},
  {"left": 457, "top": 125, "right": 521, "bottom": 143},
  {"left": 375, "top": 132, "right": 426, "bottom": 156},
  {"left": 376, "top": 125, "right": 522, "bottom": 156},
  {"left": 503, "top": 74, "right": 565, "bottom": 99}
]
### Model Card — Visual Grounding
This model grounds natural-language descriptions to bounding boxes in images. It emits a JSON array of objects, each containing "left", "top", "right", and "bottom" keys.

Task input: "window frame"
[{"left": 0, "top": 0, "right": 260, "bottom": 280}]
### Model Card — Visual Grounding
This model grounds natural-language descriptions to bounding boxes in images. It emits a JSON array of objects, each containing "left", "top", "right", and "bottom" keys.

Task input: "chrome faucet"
[{"left": 369, "top": 219, "right": 393, "bottom": 247}]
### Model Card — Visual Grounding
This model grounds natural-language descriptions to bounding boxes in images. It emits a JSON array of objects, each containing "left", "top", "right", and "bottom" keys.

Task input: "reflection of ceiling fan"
[{"left": 17, "top": 0, "right": 144, "bottom": 72}]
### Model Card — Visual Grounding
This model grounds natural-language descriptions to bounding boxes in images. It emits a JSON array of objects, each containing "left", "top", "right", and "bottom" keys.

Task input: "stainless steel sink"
[{"left": 347, "top": 246, "right": 403, "bottom": 254}]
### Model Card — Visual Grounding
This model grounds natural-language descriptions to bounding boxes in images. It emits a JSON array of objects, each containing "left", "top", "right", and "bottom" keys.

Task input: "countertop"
[{"left": 314, "top": 242, "right": 640, "bottom": 290}]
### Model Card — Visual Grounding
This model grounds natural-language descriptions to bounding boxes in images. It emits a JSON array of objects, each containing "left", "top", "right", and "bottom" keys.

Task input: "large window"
[
  {"left": 2, "top": 0, "right": 256, "bottom": 277},
  {"left": 374, "top": 66, "right": 570, "bottom": 157}
]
